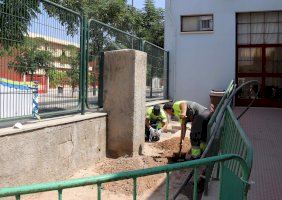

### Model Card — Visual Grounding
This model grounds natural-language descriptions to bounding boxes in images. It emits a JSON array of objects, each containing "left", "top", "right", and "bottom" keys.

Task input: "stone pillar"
[{"left": 103, "top": 49, "right": 147, "bottom": 158}]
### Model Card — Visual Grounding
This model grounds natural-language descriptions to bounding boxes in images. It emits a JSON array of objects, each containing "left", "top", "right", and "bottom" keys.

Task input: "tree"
[
  {"left": 136, "top": 0, "right": 164, "bottom": 47},
  {"left": 8, "top": 38, "right": 53, "bottom": 81},
  {"left": 0, "top": 0, "right": 40, "bottom": 48},
  {"left": 66, "top": 45, "right": 80, "bottom": 97},
  {"left": 47, "top": 69, "right": 68, "bottom": 88}
]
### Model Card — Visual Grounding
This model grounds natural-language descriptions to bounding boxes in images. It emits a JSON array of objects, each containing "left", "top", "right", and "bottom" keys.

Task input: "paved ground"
[{"left": 235, "top": 107, "right": 282, "bottom": 200}]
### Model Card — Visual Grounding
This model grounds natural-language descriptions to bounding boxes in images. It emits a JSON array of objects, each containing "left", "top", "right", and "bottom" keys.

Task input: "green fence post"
[
  {"left": 58, "top": 189, "right": 62, "bottom": 200},
  {"left": 81, "top": 14, "right": 87, "bottom": 115},
  {"left": 139, "top": 39, "right": 145, "bottom": 52},
  {"left": 193, "top": 168, "right": 199, "bottom": 200},
  {"left": 97, "top": 183, "right": 102, "bottom": 200},
  {"left": 78, "top": 14, "right": 84, "bottom": 110},
  {"left": 85, "top": 17, "right": 90, "bottom": 109},
  {"left": 165, "top": 172, "right": 170, "bottom": 200},
  {"left": 133, "top": 178, "right": 137, "bottom": 200}
]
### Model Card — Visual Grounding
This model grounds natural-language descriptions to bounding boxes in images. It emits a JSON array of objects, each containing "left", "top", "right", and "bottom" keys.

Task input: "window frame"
[{"left": 180, "top": 14, "right": 214, "bottom": 33}]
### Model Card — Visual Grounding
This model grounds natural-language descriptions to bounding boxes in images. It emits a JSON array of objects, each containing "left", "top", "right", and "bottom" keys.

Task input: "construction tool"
[
  {"left": 171, "top": 121, "right": 187, "bottom": 162},
  {"left": 178, "top": 123, "right": 186, "bottom": 157}
]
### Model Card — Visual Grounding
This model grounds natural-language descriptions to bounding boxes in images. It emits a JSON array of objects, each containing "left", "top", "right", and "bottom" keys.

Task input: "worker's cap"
[
  {"left": 153, "top": 105, "right": 161, "bottom": 115},
  {"left": 163, "top": 102, "right": 173, "bottom": 110}
]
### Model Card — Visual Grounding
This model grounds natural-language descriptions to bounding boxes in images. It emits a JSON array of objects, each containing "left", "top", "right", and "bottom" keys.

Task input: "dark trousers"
[{"left": 190, "top": 110, "right": 211, "bottom": 147}]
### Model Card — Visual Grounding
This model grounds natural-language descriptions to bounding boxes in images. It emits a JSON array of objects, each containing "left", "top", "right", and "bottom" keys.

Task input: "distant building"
[
  {"left": 0, "top": 33, "right": 80, "bottom": 93},
  {"left": 165, "top": 0, "right": 282, "bottom": 107}
]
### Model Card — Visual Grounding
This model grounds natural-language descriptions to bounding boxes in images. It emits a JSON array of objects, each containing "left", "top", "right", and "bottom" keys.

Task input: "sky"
[{"left": 128, "top": 0, "right": 165, "bottom": 9}]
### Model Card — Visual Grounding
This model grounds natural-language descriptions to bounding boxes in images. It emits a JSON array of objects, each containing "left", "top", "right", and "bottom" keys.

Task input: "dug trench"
[{"left": 23, "top": 133, "right": 194, "bottom": 200}]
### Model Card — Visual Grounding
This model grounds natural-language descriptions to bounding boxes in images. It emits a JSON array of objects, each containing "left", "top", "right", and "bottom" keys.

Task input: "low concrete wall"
[{"left": 0, "top": 113, "right": 107, "bottom": 187}]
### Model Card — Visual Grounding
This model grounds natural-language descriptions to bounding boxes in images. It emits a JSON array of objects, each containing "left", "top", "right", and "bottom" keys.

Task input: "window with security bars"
[
  {"left": 181, "top": 15, "right": 214, "bottom": 32},
  {"left": 237, "top": 11, "right": 282, "bottom": 44}
]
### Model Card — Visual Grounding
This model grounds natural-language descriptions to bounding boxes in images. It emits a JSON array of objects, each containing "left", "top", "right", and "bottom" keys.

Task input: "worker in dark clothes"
[{"left": 163, "top": 101, "right": 213, "bottom": 159}]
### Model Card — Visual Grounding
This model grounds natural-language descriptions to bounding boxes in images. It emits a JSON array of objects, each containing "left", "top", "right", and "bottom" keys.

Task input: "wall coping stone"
[{"left": 0, "top": 112, "right": 107, "bottom": 137}]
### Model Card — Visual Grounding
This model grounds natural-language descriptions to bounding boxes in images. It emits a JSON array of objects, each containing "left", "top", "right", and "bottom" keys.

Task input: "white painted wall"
[{"left": 165, "top": 0, "right": 282, "bottom": 106}]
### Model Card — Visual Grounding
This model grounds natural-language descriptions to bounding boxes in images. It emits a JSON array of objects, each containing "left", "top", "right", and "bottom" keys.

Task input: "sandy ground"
[{"left": 20, "top": 125, "right": 193, "bottom": 200}]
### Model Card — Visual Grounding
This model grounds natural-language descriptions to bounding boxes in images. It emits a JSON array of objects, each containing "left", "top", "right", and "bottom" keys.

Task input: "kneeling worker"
[
  {"left": 145, "top": 105, "right": 168, "bottom": 142},
  {"left": 163, "top": 101, "right": 212, "bottom": 159}
]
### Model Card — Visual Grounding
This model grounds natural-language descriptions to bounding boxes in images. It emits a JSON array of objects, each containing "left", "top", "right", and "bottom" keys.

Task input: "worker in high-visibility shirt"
[
  {"left": 163, "top": 101, "right": 213, "bottom": 159},
  {"left": 145, "top": 105, "right": 168, "bottom": 142}
]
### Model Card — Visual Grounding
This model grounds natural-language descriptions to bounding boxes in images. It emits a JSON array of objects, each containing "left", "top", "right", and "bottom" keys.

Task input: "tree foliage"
[
  {"left": 47, "top": 69, "right": 68, "bottom": 88},
  {"left": 136, "top": 0, "right": 164, "bottom": 47},
  {"left": 8, "top": 38, "right": 53, "bottom": 81},
  {"left": 66, "top": 45, "right": 80, "bottom": 94},
  {"left": 1, "top": 0, "right": 164, "bottom": 49},
  {"left": 0, "top": 0, "right": 40, "bottom": 48}
]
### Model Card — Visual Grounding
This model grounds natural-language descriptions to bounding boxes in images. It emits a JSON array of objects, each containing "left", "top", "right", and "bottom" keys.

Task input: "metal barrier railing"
[
  {"left": 221, "top": 106, "right": 253, "bottom": 175},
  {"left": 0, "top": 154, "right": 250, "bottom": 200},
  {"left": 203, "top": 80, "right": 235, "bottom": 194},
  {"left": 207, "top": 80, "right": 235, "bottom": 140},
  {"left": 203, "top": 81, "right": 255, "bottom": 197}
]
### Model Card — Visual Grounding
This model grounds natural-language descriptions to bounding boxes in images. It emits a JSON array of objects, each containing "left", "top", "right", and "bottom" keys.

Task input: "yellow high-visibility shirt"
[{"left": 146, "top": 106, "right": 167, "bottom": 128}]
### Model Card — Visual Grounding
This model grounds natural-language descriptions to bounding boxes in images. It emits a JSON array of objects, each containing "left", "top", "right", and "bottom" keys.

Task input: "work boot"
[{"left": 185, "top": 146, "right": 201, "bottom": 160}]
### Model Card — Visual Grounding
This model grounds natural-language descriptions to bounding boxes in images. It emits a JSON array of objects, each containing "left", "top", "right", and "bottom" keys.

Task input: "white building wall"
[{"left": 165, "top": 0, "right": 282, "bottom": 106}]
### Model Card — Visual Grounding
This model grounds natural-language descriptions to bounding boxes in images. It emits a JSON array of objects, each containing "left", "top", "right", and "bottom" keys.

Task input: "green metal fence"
[
  {"left": 0, "top": 154, "right": 250, "bottom": 200},
  {"left": 0, "top": 0, "right": 169, "bottom": 122},
  {"left": 0, "top": 0, "right": 82, "bottom": 121},
  {"left": 144, "top": 41, "right": 168, "bottom": 99},
  {"left": 86, "top": 19, "right": 169, "bottom": 108}
]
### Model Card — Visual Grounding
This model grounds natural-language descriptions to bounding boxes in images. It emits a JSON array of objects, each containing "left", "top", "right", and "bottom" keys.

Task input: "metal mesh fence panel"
[
  {"left": 144, "top": 42, "right": 167, "bottom": 99},
  {"left": 87, "top": 19, "right": 168, "bottom": 108},
  {"left": 87, "top": 19, "right": 142, "bottom": 108},
  {"left": 0, "top": 1, "right": 168, "bottom": 121},
  {"left": 0, "top": 0, "right": 81, "bottom": 120}
]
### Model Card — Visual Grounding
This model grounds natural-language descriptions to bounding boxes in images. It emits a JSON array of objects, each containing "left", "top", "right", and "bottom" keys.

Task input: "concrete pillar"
[{"left": 103, "top": 49, "right": 147, "bottom": 158}]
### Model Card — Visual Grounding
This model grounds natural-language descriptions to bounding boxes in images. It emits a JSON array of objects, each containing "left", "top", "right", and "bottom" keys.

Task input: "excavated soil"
[
  {"left": 93, "top": 137, "right": 191, "bottom": 196},
  {"left": 95, "top": 156, "right": 168, "bottom": 195},
  {"left": 153, "top": 137, "right": 191, "bottom": 157},
  {"left": 23, "top": 136, "right": 192, "bottom": 200}
]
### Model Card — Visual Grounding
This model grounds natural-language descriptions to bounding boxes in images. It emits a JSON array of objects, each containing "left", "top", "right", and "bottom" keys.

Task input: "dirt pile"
[
  {"left": 153, "top": 137, "right": 191, "bottom": 157},
  {"left": 95, "top": 156, "right": 167, "bottom": 195}
]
